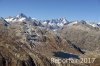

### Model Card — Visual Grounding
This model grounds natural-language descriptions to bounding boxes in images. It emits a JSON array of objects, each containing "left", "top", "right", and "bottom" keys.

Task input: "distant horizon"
[{"left": 0, "top": 0, "right": 100, "bottom": 22}]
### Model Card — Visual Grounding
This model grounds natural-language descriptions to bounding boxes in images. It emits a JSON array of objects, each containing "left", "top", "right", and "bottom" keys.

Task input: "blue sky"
[{"left": 0, "top": 0, "right": 100, "bottom": 22}]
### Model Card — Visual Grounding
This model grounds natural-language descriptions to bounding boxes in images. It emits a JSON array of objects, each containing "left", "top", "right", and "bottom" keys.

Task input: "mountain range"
[
  {"left": 4, "top": 13, "right": 100, "bottom": 30},
  {"left": 0, "top": 13, "right": 100, "bottom": 66}
]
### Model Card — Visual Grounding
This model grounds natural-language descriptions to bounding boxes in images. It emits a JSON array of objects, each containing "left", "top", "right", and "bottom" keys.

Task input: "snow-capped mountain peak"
[
  {"left": 16, "top": 13, "right": 27, "bottom": 18},
  {"left": 59, "top": 18, "right": 68, "bottom": 24},
  {"left": 5, "top": 13, "right": 31, "bottom": 22}
]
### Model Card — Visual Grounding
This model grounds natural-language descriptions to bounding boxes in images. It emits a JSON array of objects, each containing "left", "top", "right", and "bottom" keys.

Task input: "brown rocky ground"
[{"left": 0, "top": 21, "right": 100, "bottom": 66}]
